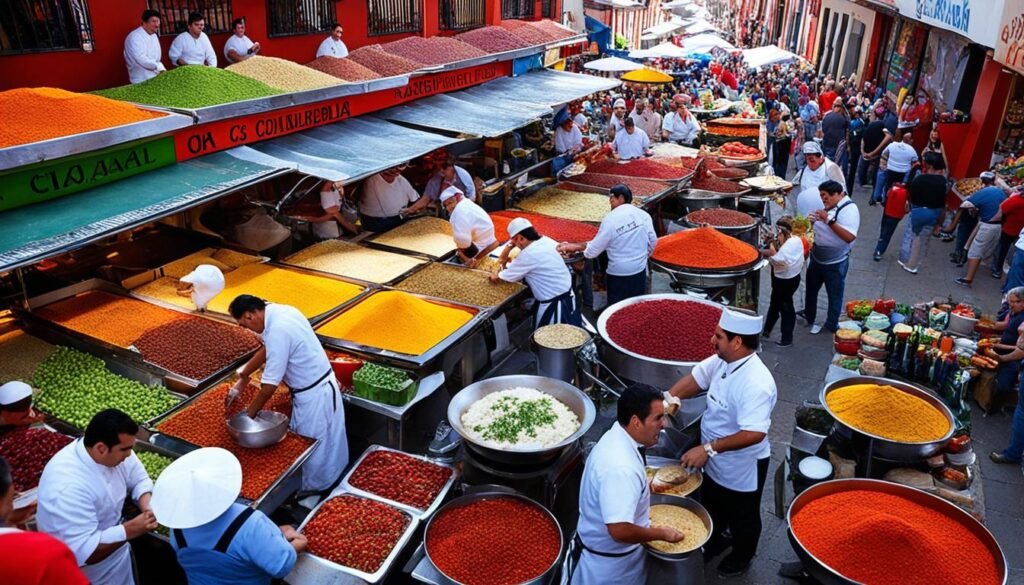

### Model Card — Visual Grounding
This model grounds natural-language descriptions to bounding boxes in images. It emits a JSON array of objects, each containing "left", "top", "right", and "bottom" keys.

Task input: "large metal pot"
[
  {"left": 820, "top": 375, "right": 956, "bottom": 461},
  {"left": 596, "top": 294, "right": 724, "bottom": 389},
  {"left": 677, "top": 189, "right": 739, "bottom": 212},
  {"left": 424, "top": 490, "right": 563, "bottom": 585},
  {"left": 447, "top": 375, "right": 596, "bottom": 465},
  {"left": 787, "top": 478, "right": 1008, "bottom": 585}
]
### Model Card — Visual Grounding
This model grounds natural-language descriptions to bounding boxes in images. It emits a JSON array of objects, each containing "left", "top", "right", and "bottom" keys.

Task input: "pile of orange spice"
[
  {"left": 0, "top": 87, "right": 165, "bottom": 148},
  {"left": 652, "top": 227, "right": 758, "bottom": 269}
]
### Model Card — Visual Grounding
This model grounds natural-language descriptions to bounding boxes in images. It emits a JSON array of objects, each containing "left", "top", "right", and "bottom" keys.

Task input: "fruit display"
[
  {"left": 303, "top": 494, "right": 411, "bottom": 574},
  {"left": 0, "top": 427, "right": 72, "bottom": 491},
  {"left": 136, "top": 450, "right": 173, "bottom": 480},
  {"left": 347, "top": 449, "right": 452, "bottom": 510},
  {"left": 954, "top": 178, "right": 982, "bottom": 197},
  {"left": 705, "top": 120, "right": 760, "bottom": 137},
  {"left": 351, "top": 363, "right": 418, "bottom": 406},
  {"left": 33, "top": 347, "right": 181, "bottom": 429},
  {"left": 717, "top": 142, "right": 763, "bottom": 159}
]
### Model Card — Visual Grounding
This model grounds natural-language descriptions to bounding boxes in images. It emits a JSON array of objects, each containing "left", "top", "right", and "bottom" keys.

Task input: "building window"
[
  {"left": 502, "top": 0, "right": 534, "bottom": 20},
  {"left": 439, "top": 0, "right": 484, "bottom": 31},
  {"left": 0, "top": 0, "right": 94, "bottom": 54},
  {"left": 368, "top": 0, "right": 422, "bottom": 36},
  {"left": 267, "top": 0, "right": 336, "bottom": 37},
  {"left": 147, "top": 0, "right": 233, "bottom": 36},
  {"left": 541, "top": 0, "right": 555, "bottom": 20}
]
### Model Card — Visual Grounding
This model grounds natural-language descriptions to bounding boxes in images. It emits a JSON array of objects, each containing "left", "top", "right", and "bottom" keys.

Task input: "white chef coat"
[
  {"left": 168, "top": 31, "right": 217, "bottom": 67},
  {"left": 316, "top": 37, "right": 349, "bottom": 58},
  {"left": 573, "top": 423, "right": 649, "bottom": 585},
  {"left": 224, "top": 34, "right": 255, "bottom": 61},
  {"left": 584, "top": 204, "right": 656, "bottom": 276},
  {"left": 424, "top": 166, "right": 476, "bottom": 201},
  {"left": 691, "top": 353, "right": 777, "bottom": 492},
  {"left": 359, "top": 173, "right": 420, "bottom": 218},
  {"left": 37, "top": 439, "right": 154, "bottom": 585},
  {"left": 498, "top": 237, "right": 572, "bottom": 301},
  {"left": 613, "top": 128, "right": 650, "bottom": 160},
  {"left": 769, "top": 236, "right": 805, "bottom": 279},
  {"left": 554, "top": 125, "right": 583, "bottom": 154},
  {"left": 661, "top": 111, "right": 700, "bottom": 144},
  {"left": 449, "top": 198, "right": 496, "bottom": 251},
  {"left": 261, "top": 304, "right": 348, "bottom": 492},
  {"left": 794, "top": 159, "right": 846, "bottom": 217},
  {"left": 313, "top": 188, "right": 343, "bottom": 239},
  {"left": 123, "top": 26, "right": 165, "bottom": 84}
]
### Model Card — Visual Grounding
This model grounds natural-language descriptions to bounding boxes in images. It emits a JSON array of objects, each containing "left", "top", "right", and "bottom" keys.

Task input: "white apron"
[
  {"left": 291, "top": 374, "right": 349, "bottom": 492},
  {"left": 573, "top": 544, "right": 647, "bottom": 585}
]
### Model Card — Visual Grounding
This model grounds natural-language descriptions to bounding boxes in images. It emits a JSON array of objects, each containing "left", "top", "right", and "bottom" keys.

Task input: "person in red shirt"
[
  {"left": 819, "top": 81, "right": 838, "bottom": 112},
  {"left": 873, "top": 180, "right": 909, "bottom": 261},
  {"left": 0, "top": 455, "right": 89, "bottom": 585},
  {"left": 992, "top": 189, "right": 1024, "bottom": 278}
]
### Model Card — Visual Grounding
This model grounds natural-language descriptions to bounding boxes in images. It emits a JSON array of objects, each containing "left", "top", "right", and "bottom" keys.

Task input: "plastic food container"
[
  {"left": 834, "top": 338, "right": 860, "bottom": 356},
  {"left": 330, "top": 356, "right": 364, "bottom": 388},
  {"left": 353, "top": 366, "right": 418, "bottom": 406}
]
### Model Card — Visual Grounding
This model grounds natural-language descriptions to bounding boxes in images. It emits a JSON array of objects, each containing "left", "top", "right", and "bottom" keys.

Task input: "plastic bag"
[
  {"left": 231, "top": 209, "right": 291, "bottom": 252},
  {"left": 181, "top": 265, "right": 225, "bottom": 311}
]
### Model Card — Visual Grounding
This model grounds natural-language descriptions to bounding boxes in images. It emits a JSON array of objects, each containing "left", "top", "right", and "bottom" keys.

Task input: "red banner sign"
[{"left": 175, "top": 61, "right": 512, "bottom": 161}]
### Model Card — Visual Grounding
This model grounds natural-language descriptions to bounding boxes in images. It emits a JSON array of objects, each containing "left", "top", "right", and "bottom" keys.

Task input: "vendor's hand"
[
  {"left": 280, "top": 525, "right": 299, "bottom": 539},
  {"left": 663, "top": 391, "right": 681, "bottom": 415},
  {"left": 488, "top": 274, "right": 501, "bottom": 284},
  {"left": 680, "top": 445, "right": 709, "bottom": 469},
  {"left": 251, "top": 42, "right": 261, "bottom": 53},
  {"left": 124, "top": 510, "right": 158, "bottom": 539},
  {"left": 654, "top": 526, "right": 685, "bottom": 543},
  {"left": 6, "top": 501, "right": 36, "bottom": 526},
  {"left": 465, "top": 257, "right": 480, "bottom": 269},
  {"left": 225, "top": 378, "right": 247, "bottom": 408}
]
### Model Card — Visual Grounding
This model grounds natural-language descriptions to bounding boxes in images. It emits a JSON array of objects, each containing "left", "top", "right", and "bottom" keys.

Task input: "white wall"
[{"left": 816, "top": 0, "right": 877, "bottom": 78}]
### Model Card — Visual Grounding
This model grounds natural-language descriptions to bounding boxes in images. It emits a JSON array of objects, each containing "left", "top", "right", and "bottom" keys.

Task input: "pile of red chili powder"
[
  {"left": 606, "top": 299, "right": 721, "bottom": 362},
  {"left": 791, "top": 490, "right": 1001, "bottom": 585}
]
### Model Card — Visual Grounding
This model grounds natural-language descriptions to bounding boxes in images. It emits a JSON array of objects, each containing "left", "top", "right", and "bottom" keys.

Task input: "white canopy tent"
[
  {"left": 628, "top": 41, "right": 689, "bottom": 59},
  {"left": 680, "top": 33, "right": 736, "bottom": 54},
  {"left": 583, "top": 56, "right": 645, "bottom": 72},
  {"left": 742, "top": 45, "right": 803, "bottom": 69},
  {"left": 642, "top": 19, "right": 686, "bottom": 39},
  {"left": 684, "top": 19, "right": 719, "bottom": 35}
]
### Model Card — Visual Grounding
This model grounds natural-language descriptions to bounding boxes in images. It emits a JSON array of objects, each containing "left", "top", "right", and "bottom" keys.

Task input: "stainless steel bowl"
[
  {"left": 644, "top": 494, "right": 713, "bottom": 560},
  {"left": 226, "top": 411, "right": 290, "bottom": 448},
  {"left": 447, "top": 375, "right": 596, "bottom": 465},
  {"left": 424, "top": 490, "right": 563, "bottom": 585},
  {"left": 787, "top": 478, "right": 1008, "bottom": 585},
  {"left": 820, "top": 375, "right": 956, "bottom": 461}
]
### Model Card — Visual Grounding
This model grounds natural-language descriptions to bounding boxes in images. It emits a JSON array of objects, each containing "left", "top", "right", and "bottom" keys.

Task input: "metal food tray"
[
  {"left": 0, "top": 111, "right": 192, "bottom": 172},
  {"left": 388, "top": 263, "right": 529, "bottom": 314},
  {"left": 280, "top": 246, "right": 427, "bottom": 287},
  {"left": 362, "top": 233, "right": 459, "bottom": 262},
  {"left": 339, "top": 444, "right": 459, "bottom": 519},
  {"left": 316, "top": 290, "right": 489, "bottom": 368},
  {"left": 291, "top": 489, "right": 420, "bottom": 585},
  {"left": 561, "top": 178, "right": 681, "bottom": 209}
]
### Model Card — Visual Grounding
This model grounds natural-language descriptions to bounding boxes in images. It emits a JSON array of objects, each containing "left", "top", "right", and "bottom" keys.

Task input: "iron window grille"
[
  {"left": 439, "top": 0, "right": 484, "bottom": 31},
  {"left": 147, "top": 0, "right": 233, "bottom": 35},
  {"left": 0, "top": 0, "right": 95, "bottom": 54},
  {"left": 502, "top": 0, "right": 534, "bottom": 20},
  {"left": 267, "top": 0, "right": 336, "bottom": 37},
  {"left": 368, "top": 0, "right": 422, "bottom": 36}
]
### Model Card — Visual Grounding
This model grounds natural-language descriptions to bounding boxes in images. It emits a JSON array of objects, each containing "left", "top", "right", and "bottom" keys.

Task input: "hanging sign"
[
  {"left": 894, "top": 0, "right": 1003, "bottom": 47},
  {"left": 997, "top": 0, "right": 1024, "bottom": 75}
]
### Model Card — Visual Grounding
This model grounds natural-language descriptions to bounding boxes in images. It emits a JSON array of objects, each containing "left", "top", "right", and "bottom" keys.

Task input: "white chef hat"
[
  {"left": 507, "top": 217, "right": 533, "bottom": 239},
  {"left": 0, "top": 381, "right": 32, "bottom": 406},
  {"left": 439, "top": 186, "right": 463, "bottom": 203},
  {"left": 719, "top": 308, "right": 764, "bottom": 335},
  {"left": 150, "top": 447, "right": 242, "bottom": 529},
  {"left": 981, "top": 171, "right": 996, "bottom": 181},
  {"left": 613, "top": 98, "right": 626, "bottom": 108},
  {"left": 802, "top": 141, "right": 823, "bottom": 155}
]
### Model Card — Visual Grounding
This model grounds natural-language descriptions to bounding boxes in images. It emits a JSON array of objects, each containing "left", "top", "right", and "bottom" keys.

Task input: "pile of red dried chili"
[
  {"left": 586, "top": 159, "right": 684, "bottom": 180},
  {"left": 427, "top": 497, "right": 561, "bottom": 585},
  {"left": 791, "top": 490, "right": 1001, "bottom": 585},
  {"left": 490, "top": 210, "right": 598, "bottom": 243},
  {"left": 653, "top": 227, "right": 759, "bottom": 269},
  {"left": 685, "top": 208, "right": 755, "bottom": 228},
  {"left": 606, "top": 299, "right": 720, "bottom": 361},
  {"left": 564, "top": 173, "right": 667, "bottom": 196},
  {"left": 304, "top": 494, "right": 410, "bottom": 574},
  {"left": 348, "top": 450, "right": 452, "bottom": 510}
]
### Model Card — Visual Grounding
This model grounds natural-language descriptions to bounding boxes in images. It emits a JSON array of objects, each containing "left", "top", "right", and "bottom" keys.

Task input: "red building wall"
[{"left": 0, "top": 0, "right": 546, "bottom": 92}]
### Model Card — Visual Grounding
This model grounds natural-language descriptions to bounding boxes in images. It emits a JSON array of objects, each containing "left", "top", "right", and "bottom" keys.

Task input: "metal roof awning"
[
  {"left": 380, "top": 93, "right": 552, "bottom": 138},
  {"left": 459, "top": 69, "right": 621, "bottom": 110},
  {"left": 223, "top": 116, "right": 460, "bottom": 184},
  {"left": 0, "top": 152, "right": 288, "bottom": 272}
]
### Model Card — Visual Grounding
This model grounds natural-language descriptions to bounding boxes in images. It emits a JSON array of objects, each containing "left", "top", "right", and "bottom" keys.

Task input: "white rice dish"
[{"left": 461, "top": 387, "right": 580, "bottom": 449}]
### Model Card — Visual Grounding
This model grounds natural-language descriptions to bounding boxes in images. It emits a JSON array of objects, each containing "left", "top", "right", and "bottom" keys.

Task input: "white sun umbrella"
[
  {"left": 629, "top": 41, "right": 689, "bottom": 59},
  {"left": 584, "top": 56, "right": 645, "bottom": 72}
]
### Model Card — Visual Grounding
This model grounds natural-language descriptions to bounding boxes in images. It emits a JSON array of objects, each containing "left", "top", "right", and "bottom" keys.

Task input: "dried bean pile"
[
  {"left": 395, "top": 263, "right": 523, "bottom": 307},
  {"left": 134, "top": 317, "right": 260, "bottom": 380},
  {"left": 0, "top": 328, "right": 54, "bottom": 385},
  {"left": 304, "top": 495, "right": 410, "bottom": 574},
  {"left": 348, "top": 45, "right": 421, "bottom": 77},
  {"left": 607, "top": 299, "right": 721, "bottom": 362},
  {"left": 516, "top": 187, "right": 610, "bottom": 223},
  {"left": 652, "top": 227, "right": 759, "bottom": 269},
  {"left": 36, "top": 291, "right": 185, "bottom": 349},
  {"left": 501, "top": 20, "right": 557, "bottom": 44},
  {"left": 565, "top": 173, "right": 667, "bottom": 196},
  {"left": 0, "top": 427, "right": 72, "bottom": 491},
  {"left": 685, "top": 208, "right": 755, "bottom": 228},
  {"left": 381, "top": 36, "right": 486, "bottom": 66},
  {"left": 490, "top": 210, "right": 598, "bottom": 243},
  {"left": 586, "top": 159, "right": 684, "bottom": 180},
  {"left": 156, "top": 382, "right": 308, "bottom": 500},
  {"left": 532, "top": 19, "right": 576, "bottom": 40},
  {"left": 94, "top": 66, "right": 282, "bottom": 109},
  {"left": 427, "top": 497, "right": 561, "bottom": 585},
  {"left": 348, "top": 450, "right": 452, "bottom": 509},
  {"left": 534, "top": 324, "right": 590, "bottom": 349},
  {"left": 456, "top": 26, "right": 532, "bottom": 53},
  {"left": 371, "top": 217, "right": 456, "bottom": 257},
  {"left": 305, "top": 57, "right": 382, "bottom": 81},
  {"left": 227, "top": 56, "right": 343, "bottom": 92}
]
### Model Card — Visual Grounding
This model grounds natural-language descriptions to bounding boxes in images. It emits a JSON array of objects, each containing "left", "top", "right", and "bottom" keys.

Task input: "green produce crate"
[{"left": 352, "top": 363, "right": 418, "bottom": 406}]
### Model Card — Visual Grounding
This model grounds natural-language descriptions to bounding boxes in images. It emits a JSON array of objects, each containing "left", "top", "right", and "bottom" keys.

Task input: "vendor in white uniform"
[
  {"left": 441, "top": 186, "right": 497, "bottom": 268},
  {"left": 792, "top": 141, "right": 846, "bottom": 217},
  {"left": 36, "top": 409, "right": 158, "bottom": 585},
  {"left": 228, "top": 295, "right": 348, "bottom": 494},
  {"left": 557, "top": 184, "right": 656, "bottom": 307},
  {"left": 572, "top": 384, "right": 683, "bottom": 585},
  {"left": 661, "top": 99, "right": 701, "bottom": 146},
  {"left": 666, "top": 309, "right": 777, "bottom": 579},
  {"left": 123, "top": 10, "right": 166, "bottom": 84},
  {"left": 554, "top": 114, "right": 584, "bottom": 155},
  {"left": 607, "top": 99, "right": 628, "bottom": 140},
  {"left": 224, "top": 18, "right": 261, "bottom": 63},
  {"left": 309, "top": 181, "right": 360, "bottom": 239},
  {"left": 168, "top": 12, "right": 217, "bottom": 67},
  {"left": 358, "top": 165, "right": 430, "bottom": 233},
  {"left": 612, "top": 117, "right": 651, "bottom": 160},
  {"left": 491, "top": 218, "right": 581, "bottom": 327},
  {"left": 316, "top": 23, "right": 349, "bottom": 58},
  {"left": 424, "top": 159, "right": 477, "bottom": 202}
]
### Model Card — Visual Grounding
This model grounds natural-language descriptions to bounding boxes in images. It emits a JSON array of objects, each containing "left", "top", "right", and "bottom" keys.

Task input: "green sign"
[{"left": 0, "top": 137, "right": 177, "bottom": 213}]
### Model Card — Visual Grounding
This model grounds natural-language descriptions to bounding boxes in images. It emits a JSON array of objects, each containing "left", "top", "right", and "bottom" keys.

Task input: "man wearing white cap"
[
  {"left": 607, "top": 98, "right": 628, "bottom": 140},
  {"left": 441, "top": 186, "right": 497, "bottom": 268},
  {"left": 37, "top": 409, "right": 157, "bottom": 585},
  {"left": 660, "top": 98, "right": 700, "bottom": 146},
  {"left": 666, "top": 309, "right": 777, "bottom": 578},
  {"left": 151, "top": 448, "right": 304, "bottom": 584},
  {"left": 491, "top": 218, "right": 580, "bottom": 327},
  {"left": 0, "top": 380, "right": 38, "bottom": 429},
  {"left": 612, "top": 118, "right": 651, "bottom": 160},
  {"left": 791, "top": 140, "right": 846, "bottom": 217}
]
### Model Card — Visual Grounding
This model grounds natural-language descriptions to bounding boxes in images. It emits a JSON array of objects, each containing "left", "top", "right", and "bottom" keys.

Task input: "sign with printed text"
[
  {"left": 895, "top": 0, "right": 1002, "bottom": 47},
  {"left": 997, "top": 0, "right": 1024, "bottom": 75},
  {"left": 174, "top": 61, "right": 513, "bottom": 161}
]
